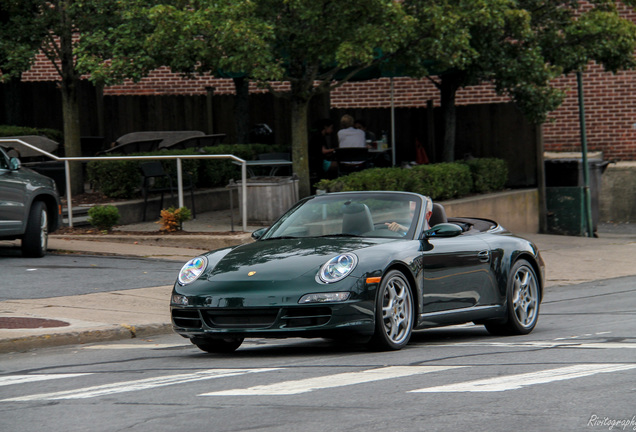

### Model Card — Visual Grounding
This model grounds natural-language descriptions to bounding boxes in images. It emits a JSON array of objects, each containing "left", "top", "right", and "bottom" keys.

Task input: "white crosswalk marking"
[
  {"left": 409, "top": 364, "right": 636, "bottom": 393},
  {"left": 1, "top": 368, "right": 279, "bottom": 402},
  {"left": 432, "top": 341, "right": 636, "bottom": 349},
  {"left": 83, "top": 344, "right": 186, "bottom": 350},
  {"left": 0, "top": 374, "right": 92, "bottom": 387},
  {"left": 201, "top": 365, "right": 464, "bottom": 396}
]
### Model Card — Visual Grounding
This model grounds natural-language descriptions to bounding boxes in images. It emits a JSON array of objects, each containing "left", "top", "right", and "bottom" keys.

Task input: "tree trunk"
[
  {"left": 59, "top": 0, "right": 83, "bottom": 195},
  {"left": 233, "top": 77, "right": 250, "bottom": 144},
  {"left": 440, "top": 74, "right": 461, "bottom": 162},
  {"left": 60, "top": 79, "right": 83, "bottom": 195},
  {"left": 290, "top": 96, "right": 311, "bottom": 198}
]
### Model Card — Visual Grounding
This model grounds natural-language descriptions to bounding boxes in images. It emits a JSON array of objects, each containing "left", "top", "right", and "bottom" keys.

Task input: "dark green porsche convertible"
[{"left": 171, "top": 191, "right": 544, "bottom": 353}]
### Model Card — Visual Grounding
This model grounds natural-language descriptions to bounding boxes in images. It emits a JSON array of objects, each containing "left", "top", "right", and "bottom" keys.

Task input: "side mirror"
[
  {"left": 423, "top": 223, "right": 463, "bottom": 239},
  {"left": 251, "top": 227, "right": 268, "bottom": 240},
  {"left": 9, "top": 157, "right": 21, "bottom": 170}
]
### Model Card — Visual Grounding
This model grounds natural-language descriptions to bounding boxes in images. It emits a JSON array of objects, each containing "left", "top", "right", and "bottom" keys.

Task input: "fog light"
[
  {"left": 299, "top": 292, "right": 350, "bottom": 304},
  {"left": 172, "top": 295, "right": 189, "bottom": 306}
]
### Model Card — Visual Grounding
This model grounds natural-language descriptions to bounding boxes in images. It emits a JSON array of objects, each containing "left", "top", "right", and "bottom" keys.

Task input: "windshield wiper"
[{"left": 316, "top": 233, "right": 363, "bottom": 238}]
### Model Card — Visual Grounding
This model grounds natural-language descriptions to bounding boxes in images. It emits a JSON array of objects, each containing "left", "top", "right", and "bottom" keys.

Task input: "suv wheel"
[{"left": 22, "top": 201, "right": 48, "bottom": 257}]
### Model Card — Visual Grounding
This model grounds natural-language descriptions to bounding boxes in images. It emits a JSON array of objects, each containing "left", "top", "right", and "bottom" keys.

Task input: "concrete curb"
[
  {"left": 51, "top": 233, "right": 252, "bottom": 250},
  {"left": 0, "top": 323, "right": 172, "bottom": 354}
]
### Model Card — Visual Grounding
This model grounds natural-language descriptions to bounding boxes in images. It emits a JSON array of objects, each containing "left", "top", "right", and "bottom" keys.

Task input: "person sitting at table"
[
  {"left": 338, "top": 114, "right": 366, "bottom": 148},
  {"left": 309, "top": 118, "right": 338, "bottom": 177},
  {"left": 354, "top": 119, "right": 377, "bottom": 142}
]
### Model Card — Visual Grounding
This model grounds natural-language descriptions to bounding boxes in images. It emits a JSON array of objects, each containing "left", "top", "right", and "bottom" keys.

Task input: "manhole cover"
[{"left": 0, "top": 317, "right": 71, "bottom": 329}]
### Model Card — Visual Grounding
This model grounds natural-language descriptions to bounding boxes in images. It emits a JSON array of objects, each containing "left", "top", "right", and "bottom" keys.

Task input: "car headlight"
[
  {"left": 318, "top": 253, "right": 358, "bottom": 283},
  {"left": 299, "top": 292, "right": 351, "bottom": 304},
  {"left": 178, "top": 256, "right": 208, "bottom": 285}
]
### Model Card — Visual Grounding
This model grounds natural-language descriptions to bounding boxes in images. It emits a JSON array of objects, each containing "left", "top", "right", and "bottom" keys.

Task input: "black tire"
[
  {"left": 191, "top": 336, "right": 244, "bottom": 353},
  {"left": 485, "top": 259, "right": 541, "bottom": 336},
  {"left": 368, "top": 270, "right": 414, "bottom": 351},
  {"left": 22, "top": 201, "right": 49, "bottom": 258}
]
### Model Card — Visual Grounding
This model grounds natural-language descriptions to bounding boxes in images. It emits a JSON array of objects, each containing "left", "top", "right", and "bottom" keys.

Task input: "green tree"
[
  {"left": 0, "top": 0, "right": 121, "bottom": 194},
  {"left": 402, "top": 0, "right": 636, "bottom": 162},
  {"left": 75, "top": 0, "right": 425, "bottom": 197}
]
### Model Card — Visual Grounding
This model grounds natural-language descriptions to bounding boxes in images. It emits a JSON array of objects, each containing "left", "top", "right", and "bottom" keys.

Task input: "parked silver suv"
[{"left": 0, "top": 146, "right": 62, "bottom": 257}]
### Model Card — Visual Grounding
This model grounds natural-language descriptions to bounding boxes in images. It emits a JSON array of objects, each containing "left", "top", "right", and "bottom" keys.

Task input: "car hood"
[{"left": 204, "top": 237, "right": 396, "bottom": 282}]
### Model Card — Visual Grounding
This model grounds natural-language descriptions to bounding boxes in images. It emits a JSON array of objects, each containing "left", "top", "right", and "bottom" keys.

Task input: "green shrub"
[
  {"left": 316, "top": 162, "right": 473, "bottom": 201},
  {"left": 87, "top": 159, "right": 141, "bottom": 198},
  {"left": 87, "top": 205, "right": 120, "bottom": 231},
  {"left": 86, "top": 143, "right": 290, "bottom": 198},
  {"left": 461, "top": 158, "right": 508, "bottom": 193},
  {"left": 410, "top": 163, "right": 473, "bottom": 200},
  {"left": 316, "top": 167, "right": 418, "bottom": 193},
  {"left": 0, "top": 125, "right": 63, "bottom": 143}
]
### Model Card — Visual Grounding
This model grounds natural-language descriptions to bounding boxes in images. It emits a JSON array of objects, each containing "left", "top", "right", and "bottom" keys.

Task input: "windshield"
[{"left": 262, "top": 193, "right": 426, "bottom": 240}]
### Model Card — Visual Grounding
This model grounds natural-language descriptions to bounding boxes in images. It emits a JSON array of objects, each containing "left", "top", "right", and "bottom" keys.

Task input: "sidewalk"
[{"left": 1, "top": 210, "right": 635, "bottom": 354}]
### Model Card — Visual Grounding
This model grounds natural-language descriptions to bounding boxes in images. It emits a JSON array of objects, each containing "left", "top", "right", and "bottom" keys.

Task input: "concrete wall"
[
  {"left": 115, "top": 187, "right": 235, "bottom": 225},
  {"left": 600, "top": 162, "right": 636, "bottom": 223},
  {"left": 441, "top": 189, "right": 540, "bottom": 234}
]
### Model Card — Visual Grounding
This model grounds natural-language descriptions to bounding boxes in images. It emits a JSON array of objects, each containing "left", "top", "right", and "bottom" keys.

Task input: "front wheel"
[
  {"left": 485, "top": 260, "right": 540, "bottom": 336},
  {"left": 369, "top": 270, "right": 414, "bottom": 351},
  {"left": 22, "top": 201, "right": 48, "bottom": 258},
  {"left": 191, "top": 336, "right": 244, "bottom": 353}
]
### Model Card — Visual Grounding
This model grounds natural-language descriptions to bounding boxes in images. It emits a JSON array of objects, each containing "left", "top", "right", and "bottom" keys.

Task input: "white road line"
[
  {"left": 0, "top": 374, "right": 92, "bottom": 387},
  {"left": 201, "top": 365, "right": 464, "bottom": 396},
  {"left": 432, "top": 341, "right": 636, "bottom": 349},
  {"left": 409, "top": 364, "right": 636, "bottom": 393},
  {"left": 1, "top": 368, "right": 279, "bottom": 402},
  {"left": 83, "top": 344, "right": 187, "bottom": 350}
]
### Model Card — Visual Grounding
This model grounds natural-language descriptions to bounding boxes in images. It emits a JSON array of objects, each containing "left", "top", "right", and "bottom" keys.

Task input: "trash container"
[
  {"left": 235, "top": 176, "right": 299, "bottom": 225},
  {"left": 544, "top": 155, "right": 609, "bottom": 236}
]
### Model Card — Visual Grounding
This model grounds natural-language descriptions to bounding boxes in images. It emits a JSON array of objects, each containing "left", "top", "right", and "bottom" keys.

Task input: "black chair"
[
  {"left": 335, "top": 147, "right": 370, "bottom": 176},
  {"left": 140, "top": 162, "right": 196, "bottom": 221}
]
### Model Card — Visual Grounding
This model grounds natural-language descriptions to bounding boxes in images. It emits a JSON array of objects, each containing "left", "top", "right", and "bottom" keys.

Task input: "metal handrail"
[{"left": 0, "top": 138, "right": 248, "bottom": 231}]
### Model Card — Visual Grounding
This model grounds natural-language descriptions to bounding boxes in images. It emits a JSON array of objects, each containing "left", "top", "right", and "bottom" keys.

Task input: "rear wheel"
[
  {"left": 485, "top": 260, "right": 540, "bottom": 336},
  {"left": 191, "top": 336, "right": 244, "bottom": 353},
  {"left": 22, "top": 201, "right": 48, "bottom": 258},
  {"left": 369, "top": 270, "right": 414, "bottom": 351}
]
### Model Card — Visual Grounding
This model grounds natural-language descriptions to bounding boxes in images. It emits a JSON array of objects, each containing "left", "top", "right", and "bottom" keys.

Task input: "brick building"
[{"left": 21, "top": 50, "right": 636, "bottom": 163}]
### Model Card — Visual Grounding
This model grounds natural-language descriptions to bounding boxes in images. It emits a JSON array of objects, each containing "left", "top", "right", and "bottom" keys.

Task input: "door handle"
[{"left": 478, "top": 250, "right": 490, "bottom": 263}]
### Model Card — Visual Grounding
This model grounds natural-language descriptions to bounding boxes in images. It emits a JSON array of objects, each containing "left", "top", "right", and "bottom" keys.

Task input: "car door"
[
  {"left": 420, "top": 234, "right": 497, "bottom": 313},
  {"left": 0, "top": 151, "right": 27, "bottom": 235}
]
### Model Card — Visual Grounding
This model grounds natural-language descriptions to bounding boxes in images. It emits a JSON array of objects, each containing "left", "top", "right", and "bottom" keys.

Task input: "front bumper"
[{"left": 171, "top": 301, "right": 375, "bottom": 339}]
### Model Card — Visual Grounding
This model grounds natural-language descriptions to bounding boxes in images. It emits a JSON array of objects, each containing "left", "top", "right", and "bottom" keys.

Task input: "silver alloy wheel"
[
  {"left": 380, "top": 274, "right": 413, "bottom": 345},
  {"left": 511, "top": 264, "right": 539, "bottom": 329},
  {"left": 39, "top": 208, "right": 49, "bottom": 251}
]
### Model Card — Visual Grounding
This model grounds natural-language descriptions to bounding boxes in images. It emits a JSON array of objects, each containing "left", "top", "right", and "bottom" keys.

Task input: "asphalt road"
[
  {"left": 1, "top": 276, "right": 635, "bottom": 432},
  {"left": 0, "top": 252, "right": 182, "bottom": 300}
]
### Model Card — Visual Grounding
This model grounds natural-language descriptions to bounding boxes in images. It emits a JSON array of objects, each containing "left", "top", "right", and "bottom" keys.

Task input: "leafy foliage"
[
  {"left": 157, "top": 206, "right": 191, "bottom": 232},
  {"left": 462, "top": 158, "right": 508, "bottom": 194},
  {"left": 316, "top": 161, "right": 481, "bottom": 201},
  {"left": 86, "top": 143, "right": 289, "bottom": 198},
  {"left": 0, "top": 125, "right": 63, "bottom": 143},
  {"left": 86, "top": 159, "right": 141, "bottom": 199},
  {"left": 87, "top": 205, "right": 120, "bottom": 231}
]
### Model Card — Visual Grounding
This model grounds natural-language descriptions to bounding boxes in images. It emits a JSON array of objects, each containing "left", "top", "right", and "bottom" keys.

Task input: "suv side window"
[{"left": 0, "top": 149, "right": 9, "bottom": 170}]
